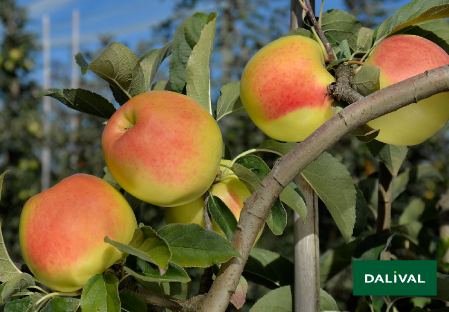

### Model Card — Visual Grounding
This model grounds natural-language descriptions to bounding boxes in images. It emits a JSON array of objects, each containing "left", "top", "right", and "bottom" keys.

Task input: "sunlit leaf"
[{"left": 80, "top": 274, "right": 120, "bottom": 312}]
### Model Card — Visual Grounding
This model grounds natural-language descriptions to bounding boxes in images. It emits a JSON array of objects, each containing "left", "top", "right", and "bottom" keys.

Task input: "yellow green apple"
[
  {"left": 240, "top": 35, "right": 335, "bottom": 142},
  {"left": 102, "top": 91, "right": 223, "bottom": 207},
  {"left": 19, "top": 174, "right": 137, "bottom": 292},
  {"left": 365, "top": 35, "right": 449, "bottom": 146}
]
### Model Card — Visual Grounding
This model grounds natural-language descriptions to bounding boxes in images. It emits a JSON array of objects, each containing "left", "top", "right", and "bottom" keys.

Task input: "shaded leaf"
[
  {"left": 353, "top": 184, "right": 369, "bottom": 238},
  {"left": 163, "top": 281, "right": 191, "bottom": 301},
  {"left": 398, "top": 198, "right": 425, "bottom": 225},
  {"left": 119, "top": 290, "right": 146, "bottom": 312},
  {"left": 230, "top": 162, "right": 261, "bottom": 193},
  {"left": 124, "top": 192, "right": 142, "bottom": 211},
  {"left": 235, "top": 155, "right": 270, "bottom": 181},
  {"left": 208, "top": 195, "right": 237, "bottom": 241},
  {"left": 258, "top": 140, "right": 297, "bottom": 156},
  {"left": 216, "top": 81, "right": 245, "bottom": 121},
  {"left": 266, "top": 199, "right": 287, "bottom": 235},
  {"left": 1, "top": 273, "right": 34, "bottom": 302},
  {"left": 320, "top": 288, "right": 339, "bottom": 312},
  {"left": 185, "top": 13, "right": 217, "bottom": 115},
  {"left": 102, "top": 166, "right": 120, "bottom": 191},
  {"left": 357, "top": 27, "right": 374, "bottom": 52},
  {"left": 351, "top": 66, "right": 380, "bottom": 96},
  {"left": 436, "top": 237, "right": 449, "bottom": 262},
  {"left": 249, "top": 285, "right": 292, "bottom": 312},
  {"left": 41, "top": 298, "right": 81, "bottom": 312},
  {"left": 367, "top": 141, "right": 408, "bottom": 177},
  {"left": 158, "top": 223, "right": 241, "bottom": 267},
  {"left": 302, "top": 152, "right": 357, "bottom": 242},
  {"left": 4, "top": 298, "right": 31, "bottom": 312},
  {"left": 353, "top": 233, "right": 395, "bottom": 260},
  {"left": 36, "top": 88, "right": 116, "bottom": 119},
  {"left": 74, "top": 52, "right": 89, "bottom": 76},
  {"left": 284, "top": 28, "right": 314, "bottom": 39},
  {"left": 336, "top": 39, "right": 351, "bottom": 59},
  {"left": 392, "top": 165, "right": 443, "bottom": 201},
  {"left": 230, "top": 276, "right": 247, "bottom": 310},
  {"left": 279, "top": 184, "right": 307, "bottom": 223},
  {"left": 321, "top": 9, "right": 361, "bottom": 50},
  {"left": 151, "top": 80, "right": 172, "bottom": 91},
  {"left": 80, "top": 274, "right": 120, "bottom": 312},
  {"left": 105, "top": 226, "right": 170, "bottom": 269},
  {"left": 140, "top": 42, "right": 173, "bottom": 91}
]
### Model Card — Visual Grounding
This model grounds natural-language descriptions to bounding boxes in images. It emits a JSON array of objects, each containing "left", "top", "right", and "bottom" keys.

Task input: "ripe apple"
[
  {"left": 19, "top": 174, "right": 137, "bottom": 292},
  {"left": 365, "top": 35, "right": 449, "bottom": 146},
  {"left": 102, "top": 91, "right": 223, "bottom": 207},
  {"left": 165, "top": 160, "right": 263, "bottom": 241},
  {"left": 240, "top": 35, "right": 335, "bottom": 142}
]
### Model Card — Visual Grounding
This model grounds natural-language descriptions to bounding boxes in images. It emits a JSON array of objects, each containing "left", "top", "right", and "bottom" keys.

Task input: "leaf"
[
  {"left": 320, "top": 288, "right": 339, "bottom": 311},
  {"left": 4, "top": 298, "right": 32, "bottom": 312},
  {"left": 279, "top": 184, "right": 307, "bottom": 223},
  {"left": 235, "top": 155, "right": 270, "bottom": 181},
  {"left": 394, "top": 19, "right": 449, "bottom": 54},
  {"left": 367, "top": 141, "right": 408, "bottom": 177},
  {"left": 105, "top": 226, "right": 170, "bottom": 269},
  {"left": 436, "top": 237, "right": 449, "bottom": 262},
  {"left": 355, "top": 301, "right": 373, "bottom": 312},
  {"left": 1, "top": 273, "right": 34, "bottom": 302},
  {"left": 74, "top": 52, "right": 88, "bottom": 76},
  {"left": 216, "top": 81, "right": 245, "bottom": 121},
  {"left": 398, "top": 198, "right": 425, "bottom": 225},
  {"left": 283, "top": 28, "right": 314, "bottom": 39},
  {"left": 124, "top": 192, "right": 142, "bottom": 211},
  {"left": 266, "top": 199, "right": 287, "bottom": 235},
  {"left": 125, "top": 255, "right": 190, "bottom": 283},
  {"left": 88, "top": 42, "right": 145, "bottom": 105},
  {"left": 392, "top": 165, "right": 443, "bottom": 201},
  {"left": 35, "top": 88, "right": 116, "bottom": 119},
  {"left": 336, "top": 39, "right": 352, "bottom": 59},
  {"left": 119, "top": 290, "right": 146, "bottom": 312},
  {"left": 230, "top": 162, "right": 261, "bottom": 193},
  {"left": 258, "top": 140, "right": 297, "bottom": 156},
  {"left": 374, "top": 1, "right": 449, "bottom": 45},
  {"left": 157, "top": 223, "right": 241, "bottom": 267},
  {"left": 302, "top": 152, "right": 357, "bottom": 242},
  {"left": 350, "top": 124, "right": 380, "bottom": 143},
  {"left": 102, "top": 166, "right": 120, "bottom": 191},
  {"left": 163, "top": 281, "right": 192, "bottom": 301},
  {"left": 351, "top": 66, "right": 381, "bottom": 96},
  {"left": 208, "top": 195, "right": 237, "bottom": 241},
  {"left": 353, "top": 184, "right": 369, "bottom": 238},
  {"left": 357, "top": 27, "right": 374, "bottom": 52},
  {"left": 140, "top": 42, "right": 172, "bottom": 91},
  {"left": 353, "top": 232, "right": 395, "bottom": 260},
  {"left": 243, "top": 248, "right": 294, "bottom": 289},
  {"left": 151, "top": 80, "right": 172, "bottom": 91},
  {"left": 170, "top": 12, "right": 211, "bottom": 93},
  {"left": 185, "top": 13, "right": 217, "bottom": 115},
  {"left": 321, "top": 9, "right": 361, "bottom": 50},
  {"left": 80, "top": 273, "right": 120, "bottom": 312},
  {"left": 41, "top": 298, "right": 81, "bottom": 312},
  {"left": 249, "top": 285, "right": 292, "bottom": 312},
  {"left": 230, "top": 276, "right": 248, "bottom": 310}
]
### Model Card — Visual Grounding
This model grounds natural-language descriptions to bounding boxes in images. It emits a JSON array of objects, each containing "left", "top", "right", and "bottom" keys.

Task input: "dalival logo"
[{"left": 364, "top": 271, "right": 426, "bottom": 284}]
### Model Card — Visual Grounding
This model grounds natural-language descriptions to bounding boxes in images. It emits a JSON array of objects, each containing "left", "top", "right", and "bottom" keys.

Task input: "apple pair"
[{"left": 240, "top": 34, "right": 449, "bottom": 146}]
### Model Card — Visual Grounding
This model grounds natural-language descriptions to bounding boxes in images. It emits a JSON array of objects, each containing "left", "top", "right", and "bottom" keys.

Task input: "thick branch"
[{"left": 198, "top": 65, "right": 449, "bottom": 312}]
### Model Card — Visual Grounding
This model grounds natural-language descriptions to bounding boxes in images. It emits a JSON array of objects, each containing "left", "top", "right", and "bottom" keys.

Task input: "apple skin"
[
  {"left": 165, "top": 160, "right": 263, "bottom": 241},
  {"left": 240, "top": 35, "right": 335, "bottom": 142},
  {"left": 19, "top": 174, "right": 137, "bottom": 292},
  {"left": 102, "top": 91, "right": 223, "bottom": 207},
  {"left": 365, "top": 35, "right": 449, "bottom": 146}
]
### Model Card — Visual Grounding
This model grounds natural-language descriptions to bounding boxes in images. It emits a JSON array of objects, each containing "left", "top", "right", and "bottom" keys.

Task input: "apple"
[
  {"left": 365, "top": 35, "right": 449, "bottom": 146},
  {"left": 240, "top": 35, "right": 335, "bottom": 142},
  {"left": 19, "top": 174, "right": 137, "bottom": 292},
  {"left": 165, "top": 160, "right": 263, "bottom": 241},
  {"left": 102, "top": 91, "right": 223, "bottom": 207}
]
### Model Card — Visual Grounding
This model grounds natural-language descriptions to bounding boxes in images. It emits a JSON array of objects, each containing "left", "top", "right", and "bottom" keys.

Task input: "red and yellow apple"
[
  {"left": 240, "top": 35, "right": 335, "bottom": 142},
  {"left": 102, "top": 91, "right": 223, "bottom": 207},
  {"left": 19, "top": 174, "right": 137, "bottom": 292},
  {"left": 165, "top": 160, "right": 262, "bottom": 240},
  {"left": 365, "top": 35, "right": 449, "bottom": 146}
]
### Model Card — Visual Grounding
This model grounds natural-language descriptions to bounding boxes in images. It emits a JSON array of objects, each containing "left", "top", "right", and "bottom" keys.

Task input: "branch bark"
[{"left": 198, "top": 65, "right": 449, "bottom": 312}]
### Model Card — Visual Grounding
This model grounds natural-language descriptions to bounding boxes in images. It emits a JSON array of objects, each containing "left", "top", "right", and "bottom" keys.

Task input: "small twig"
[
  {"left": 377, "top": 162, "right": 393, "bottom": 260},
  {"left": 299, "top": 0, "right": 335, "bottom": 63},
  {"left": 328, "top": 63, "right": 364, "bottom": 104}
]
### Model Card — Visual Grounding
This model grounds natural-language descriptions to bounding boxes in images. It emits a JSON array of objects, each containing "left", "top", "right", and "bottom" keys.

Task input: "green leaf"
[
  {"left": 436, "top": 237, "right": 449, "bottom": 262},
  {"left": 351, "top": 66, "right": 380, "bottom": 96},
  {"left": 392, "top": 165, "right": 442, "bottom": 201},
  {"left": 249, "top": 285, "right": 292, "bottom": 312},
  {"left": 302, "top": 152, "right": 357, "bottom": 242},
  {"left": 41, "top": 298, "right": 81, "bottom": 312},
  {"left": 243, "top": 248, "right": 294, "bottom": 289},
  {"left": 105, "top": 226, "right": 170, "bottom": 269},
  {"left": 151, "top": 80, "right": 172, "bottom": 91},
  {"left": 355, "top": 301, "right": 373, "bottom": 312},
  {"left": 74, "top": 52, "right": 88, "bottom": 76},
  {"left": 266, "top": 199, "right": 287, "bottom": 235},
  {"left": 230, "top": 276, "right": 248, "bottom": 309},
  {"left": 140, "top": 42, "right": 172, "bottom": 91},
  {"left": 102, "top": 166, "right": 121, "bottom": 191},
  {"left": 398, "top": 198, "right": 425, "bottom": 225},
  {"left": 367, "top": 141, "right": 408, "bottom": 177},
  {"left": 35, "top": 88, "right": 116, "bottom": 119},
  {"left": 321, "top": 9, "right": 361, "bottom": 50},
  {"left": 320, "top": 288, "right": 339, "bottom": 312},
  {"left": 336, "top": 39, "right": 352, "bottom": 59},
  {"left": 283, "top": 28, "right": 315, "bottom": 39},
  {"left": 208, "top": 195, "right": 237, "bottom": 241},
  {"left": 353, "top": 233, "right": 395, "bottom": 260},
  {"left": 374, "top": 1, "right": 449, "bottom": 45},
  {"left": 125, "top": 255, "right": 190, "bottom": 283},
  {"left": 124, "top": 192, "right": 142, "bottom": 211},
  {"left": 230, "top": 162, "right": 261, "bottom": 193},
  {"left": 394, "top": 19, "right": 449, "bottom": 54},
  {"left": 185, "top": 13, "right": 217, "bottom": 115},
  {"left": 235, "top": 155, "right": 270, "bottom": 181},
  {"left": 357, "top": 27, "right": 374, "bottom": 52},
  {"left": 170, "top": 12, "right": 211, "bottom": 93},
  {"left": 279, "top": 184, "right": 307, "bottom": 223},
  {"left": 119, "top": 290, "right": 146, "bottom": 312},
  {"left": 4, "top": 298, "right": 32, "bottom": 312},
  {"left": 353, "top": 184, "right": 369, "bottom": 238},
  {"left": 80, "top": 273, "right": 120, "bottom": 312},
  {"left": 163, "top": 281, "right": 192, "bottom": 301},
  {"left": 216, "top": 81, "right": 245, "bottom": 121},
  {"left": 157, "top": 223, "right": 241, "bottom": 267},
  {"left": 258, "top": 140, "right": 297, "bottom": 156},
  {"left": 1, "top": 273, "right": 34, "bottom": 302},
  {"left": 351, "top": 124, "right": 380, "bottom": 143},
  {"left": 89, "top": 42, "right": 145, "bottom": 105}
]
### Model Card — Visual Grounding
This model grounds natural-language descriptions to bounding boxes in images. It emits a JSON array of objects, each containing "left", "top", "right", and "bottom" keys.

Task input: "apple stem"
[{"left": 28, "top": 286, "right": 49, "bottom": 295}]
